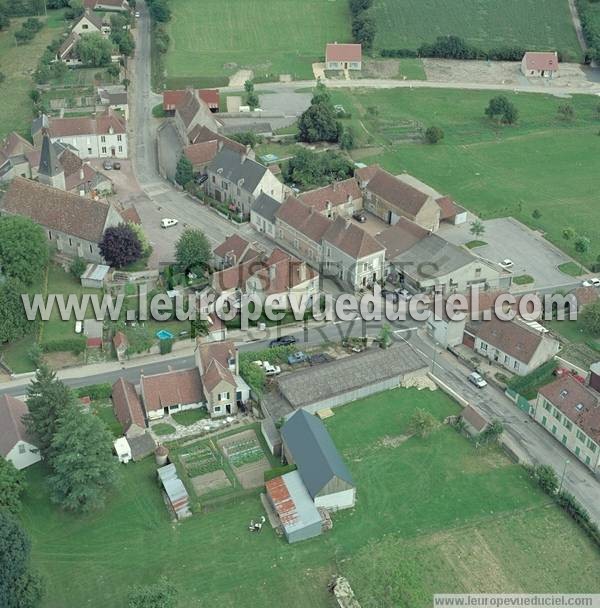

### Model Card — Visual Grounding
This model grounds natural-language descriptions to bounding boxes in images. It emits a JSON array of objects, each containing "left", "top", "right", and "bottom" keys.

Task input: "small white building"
[
  {"left": 81, "top": 263, "right": 110, "bottom": 289},
  {"left": 521, "top": 51, "right": 559, "bottom": 78},
  {"left": 325, "top": 43, "right": 362, "bottom": 71},
  {"left": 0, "top": 395, "right": 41, "bottom": 470}
]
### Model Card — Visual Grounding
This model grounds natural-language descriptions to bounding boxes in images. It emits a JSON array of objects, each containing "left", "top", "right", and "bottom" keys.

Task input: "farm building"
[
  {"left": 521, "top": 52, "right": 559, "bottom": 78},
  {"left": 281, "top": 409, "right": 355, "bottom": 511},
  {"left": 263, "top": 343, "right": 427, "bottom": 418},
  {"left": 261, "top": 416, "right": 282, "bottom": 457},
  {"left": 157, "top": 463, "right": 191, "bottom": 520},
  {"left": 325, "top": 43, "right": 362, "bottom": 71},
  {"left": 80, "top": 263, "right": 110, "bottom": 289},
  {"left": 460, "top": 405, "right": 490, "bottom": 437},
  {"left": 265, "top": 471, "right": 323, "bottom": 543},
  {"left": 0, "top": 395, "right": 41, "bottom": 470}
]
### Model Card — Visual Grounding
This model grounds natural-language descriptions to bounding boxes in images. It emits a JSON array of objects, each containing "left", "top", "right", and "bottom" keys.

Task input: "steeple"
[{"left": 38, "top": 131, "right": 65, "bottom": 190}]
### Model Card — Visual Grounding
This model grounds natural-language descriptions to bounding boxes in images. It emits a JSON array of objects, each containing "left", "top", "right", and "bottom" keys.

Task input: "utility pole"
[{"left": 559, "top": 458, "right": 570, "bottom": 493}]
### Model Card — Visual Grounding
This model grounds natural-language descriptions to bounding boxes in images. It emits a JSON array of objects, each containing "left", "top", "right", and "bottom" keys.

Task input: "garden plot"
[
  {"left": 179, "top": 444, "right": 231, "bottom": 496},
  {"left": 218, "top": 430, "right": 271, "bottom": 489}
]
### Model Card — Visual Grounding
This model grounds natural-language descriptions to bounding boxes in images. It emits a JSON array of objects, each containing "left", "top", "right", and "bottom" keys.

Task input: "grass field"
[
  {"left": 20, "top": 388, "right": 600, "bottom": 607},
  {"left": 371, "top": 0, "right": 582, "bottom": 61},
  {"left": 165, "top": 0, "right": 351, "bottom": 84},
  {"left": 328, "top": 87, "right": 600, "bottom": 266},
  {"left": 0, "top": 11, "right": 67, "bottom": 140}
]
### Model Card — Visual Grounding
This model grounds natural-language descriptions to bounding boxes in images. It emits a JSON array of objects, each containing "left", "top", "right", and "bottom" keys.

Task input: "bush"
[
  {"left": 70, "top": 257, "right": 87, "bottom": 279},
  {"left": 41, "top": 337, "right": 87, "bottom": 354},
  {"left": 159, "top": 338, "right": 173, "bottom": 355},
  {"left": 75, "top": 383, "right": 112, "bottom": 400},
  {"left": 528, "top": 463, "right": 559, "bottom": 495},
  {"left": 424, "top": 126, "right": 444, "bottom": 144},
  {"left": 507, "top": 359, "right": 558, "bottom": 400}
]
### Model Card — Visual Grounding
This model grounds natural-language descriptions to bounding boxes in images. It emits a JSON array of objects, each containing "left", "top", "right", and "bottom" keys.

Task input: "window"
[
  {"left": 117, "top": 135, "right": 122, "bottom": 142},
  {"left": 562, "top": 434, "right": 567, "bottom": 445},
  {"left": 475, "top": 267, "right": 481, "bottom": 277},
  {"left": 586, "top": 455, "right": 591, "bottom": 466},
  {"left": 553, "top": 409, "right": 562, "bottom": 423},
  {"left": 68, "top": 238, "right": 72, "bottom": 247},
  {"left": 551, "top": 425, "right": 557, "bottom": 435},
  {"left": 214, "top": 405, "right": 221, "bottom": 413},
  {"left": 89, "top": 244, "right": 93, "bottom": 253},
  {"left": 82, "top": 23, "right": 88, "bottom": 29},
  {"left": 101, "top": 135, "right": 106, "bottom": 143},
  {"left": 576, "top": 429, "right": 586, "bottom": 443},
  {"left": 118, "top": 146, "right": 122, "bottom": 152},
  {"left": 542, "top": 416, "right": 547, "bottom": 427},
  {"left": 102, "top": 147, "right": 107, "bottom": 154},
  {"left": 88, "top": 148, "right": 92, "bottom": 154},
  {"left": 587, "top": 439, "right": 597, "bottom": 453},
  {"left": 480, "top": 342, "right": 488, "bottom": 352},
  {"left": 564, "top": 419, "right": 572, "bottom": 431},
  {"left": 48, "top": 230, "right": 52, "bottom": 240},
  {"left": 575, "top": 446, "right": 581, "bottom": 456},
  {"left": 513, "top": 360, "right": 520, "bottom": 371},
  {"left": 218, "top": 391, "right": 230, "bottom": 401},
  {"left": 212, "top": 176, "right": 215, "bottom": 183},
  {"left": 504, "top": 355, "right": 509, "bottom": 364},
  {"left": 18, "top": 444, "right": 26, "bottom": 454},
  {"left": 543, "top": 400, "right": 551, "bottom": 412}
]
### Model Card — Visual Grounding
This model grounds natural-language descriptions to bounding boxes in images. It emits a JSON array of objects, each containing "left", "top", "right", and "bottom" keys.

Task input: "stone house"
[
  {"left": 140, "top": 368, "right": 204, "bottom": 421},
  {"left": 0, "top": 395, "right": 41, "bottom": 470},
  {"left": 0, "top": 177, "right": 122, "bottom": 262},
  {"left": 325, "top": 43, "right": 362, "bottom": 71},
  {"left": 521, "top": 51, "right": 559, "bottom": 78},
  {"left": 533, "top": 375, "right": 600, "bottom": 473},
  {"left": 250, "top": 192, "right": 280, "bottom": 238},
  {"left": 298, "top": 178, "right": 362, "bottom": 219},
  {"left": 72, "top": 10, "right": 111, "bottom": 37}
]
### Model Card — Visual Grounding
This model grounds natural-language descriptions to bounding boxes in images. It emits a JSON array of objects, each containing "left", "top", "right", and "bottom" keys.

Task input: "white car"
[
  {"left": 498, "top": 259, "right": 514, "bottom": 270},
  {"left": 134, "top": 11, "right": 140, "bottom": 17},
  {"left": 582, "top": 278, "right": 600, "bottom": 288},
  {"left": 75, "top": 320, "right": 83, "bottom": 334},
  {"left": 161, "top": 218, "right": 178, "bottom": 229},
  {"left": 468, "top": 372, "right": 488, "bottom": 389},
  {"left": 262, "top": 361, "right": 281, "bottom": 376}
]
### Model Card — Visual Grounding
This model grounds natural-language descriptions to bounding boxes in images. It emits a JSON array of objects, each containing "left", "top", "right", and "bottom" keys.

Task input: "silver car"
[{"left": 468, "top": 372, "right": 488, "bottom": 388}]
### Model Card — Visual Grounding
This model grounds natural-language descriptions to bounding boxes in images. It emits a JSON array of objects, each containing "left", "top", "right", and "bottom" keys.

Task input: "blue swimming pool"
[{"left": 156, "top": 329, "right": 174, "bottom": 340}]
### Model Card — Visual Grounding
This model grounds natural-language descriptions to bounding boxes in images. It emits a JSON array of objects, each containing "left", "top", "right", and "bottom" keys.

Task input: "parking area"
[{"left": 437, "top": 217, "right": 577, "bottom": 289}]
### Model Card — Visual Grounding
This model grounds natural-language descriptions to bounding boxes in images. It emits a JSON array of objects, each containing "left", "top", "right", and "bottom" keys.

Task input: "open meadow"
[
  {"left": 165, "top": 0, "right": 351, "bottom": 86},
  {"left": 371, "top": 0, "right": 582, "bottom": 60},
  {"left": 328, "top": 87, "right": 600, "bottom": 266},
  {"left": 0, "top": 11, "right": 66, "bottom": 140},
  {"left": 20, "top": 387, "right": 600, "bottom": 607}
]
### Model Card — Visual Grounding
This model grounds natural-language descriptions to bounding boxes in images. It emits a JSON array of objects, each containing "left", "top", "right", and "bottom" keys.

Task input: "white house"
[
  {"left": 521, "top": 51, "right": 559, "bottom": 78},
  {"left": 140, "top": 368, "right": 204, "bottom": 421},
  {"left": 32, "top": 110, "right": 128, "bottom": 159},
  {"left": 0, "top": 395, "right": 41, "bottom": 470},
  {"left": 325, "top": 43, "right": 362, "bottom": 71}
]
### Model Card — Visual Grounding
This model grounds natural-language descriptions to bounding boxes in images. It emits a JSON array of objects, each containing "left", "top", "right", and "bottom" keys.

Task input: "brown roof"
[
  {"left": 176, "top": 90, "right": 203, "bottom": 129},
  {"left": 461, "top": 405, "right": 489, "bottom": 432},
  {"left": 251, "top": 248, "right": 318, "bottom": 295},
  {"left": 45, "top": 109, "right": 126, "bottom": 137},
  {"left": 58, "top": 33, "right": 77, "bottom": 59},
  {"left": 275, "top": 196, "right": 332, "bottom": 244},
  {"left": 539, "top": 375, "right": 600, "bottom": 442},
  {"left": 326, "top": 43, "right": 362, "bottom": 62},
  {"left": 367, "top": 169, "right": 431, "bottom": 217},
  {"left": 0, "top": 132, "right": 34, "bottom": 164},
  {"left": 112, "top": 331, "right": 128, "bottom": 349},
  {"left": 164, "top": 89, "right": 219, "bottom": 111},
  {"left": 188, "top": 125, "right": 247, "bottom": 155},
  {"left": 375, "top": 217, "right": 429, "bottom": 258},
  {"left": 184, "top": 140, "right": 218, "bottom": 168},
  {"left": 436, "top": 196, "right": 464, "bottom": 220},
  {"left": 324, "top": 216, "right": 384, "bottom": 259},
  {"left": 212, "top": 251, "right": 262, "bottom": 292},
  {"left": 1, "top": 176, "right": 115, "bottom": 242},
  {"left": 355, "top": 164, "right": 379, "bottom": 185},
  {"left": 523, "top": 51, "right": 558, "bottom": 71},
  {"left": 64, "top": 161, "right": 98, "bottom": 192},
  {"left": 198, "top": 341, "right": 237, "bottom": 393},
  {"left": 475, "top": 318, "right": 544, "bottom": 364},
  {"left": 120, "top": 206, "right": 141, "bottom": 225},
  {"left": 214, "top": 234, "right": 250, "bottom": 262},
  {"left": 141, "top": 368, "right": 204, "bottom": 413},
  {"left": 0, "top": 395, "right": 34, "bottom": 456},
  {"left": 299, "top": 178, "right": 361, "bottom": 213},
  {"left": 111, "top": 377, "right": 145, "bottom": 432},
  {"left": 76, "top": 9, "right": 105, "bottom": 30}
]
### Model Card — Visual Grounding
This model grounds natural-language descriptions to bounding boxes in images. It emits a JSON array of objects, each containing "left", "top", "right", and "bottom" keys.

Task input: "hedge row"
[
  {"left": 507, "top": 359, "right": 558, "bottom": 400},
  {"left": 576, "top": 0, "right": 600, "bottom": 62},
  {"left": 41, "top": 337, "right": 87, "bottom": 354},
  {"left": 75, "top": 383, "right": 112, "bottom": 400}
]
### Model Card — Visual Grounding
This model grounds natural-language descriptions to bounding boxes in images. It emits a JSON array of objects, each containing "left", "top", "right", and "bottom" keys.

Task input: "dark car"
[
  {"left": 195, "top": 174, "right": 208, "bottom": 185},
  {"left": 352, "top": 211, "right": 367, "bottom": 223},
  {"left": 269, "top": 335, "right": 297, "bottom": 348},
  {"left": 112, "top": 162, "right": 121, "bottom": 170}
]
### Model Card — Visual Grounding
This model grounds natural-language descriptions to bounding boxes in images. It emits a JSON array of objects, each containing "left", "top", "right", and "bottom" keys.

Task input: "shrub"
[
  {"left": 529, "top": 463, "right": 559, "bottom": 495},
  {"left": 70, "top": 257, "right": 87, "bottom": 279},
  {"left": 41, "top": 337, "right": 87, "bottom": 354},
  {"left": 75, "top": 383, "right": 112, "bottom": 400},
  {"left": 424, "top": 126, "right": 444, "bottom": 144}
]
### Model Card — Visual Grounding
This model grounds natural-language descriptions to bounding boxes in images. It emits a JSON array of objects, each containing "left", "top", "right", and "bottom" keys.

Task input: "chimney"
[{"left": 79, "top": 165, "right": 85, "bottom": 181}]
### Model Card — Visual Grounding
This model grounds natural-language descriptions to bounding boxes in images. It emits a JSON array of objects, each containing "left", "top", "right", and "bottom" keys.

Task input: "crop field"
[
  {"left": 179, "top": 444, "right": 221, "bottom": 478},
  {"left": 21, "top": 388, "right": 600, "bottom": 607},
  {"left": 371, "top": 0, "right": 582, "bottom": 61},
  {"left": 222, "top": 436, "right": 265, "bottom": 468},
  {"left": 329, "top": 87, "right": 600, "bottom": 266},
  {"left": 165, "top": 0, "right": 351, "bottom": 85}
]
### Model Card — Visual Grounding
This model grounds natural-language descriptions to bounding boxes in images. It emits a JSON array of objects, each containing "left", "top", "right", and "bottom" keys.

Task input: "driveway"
[{"left": 438, "top": 217, "right": 578, "bottom": 290}]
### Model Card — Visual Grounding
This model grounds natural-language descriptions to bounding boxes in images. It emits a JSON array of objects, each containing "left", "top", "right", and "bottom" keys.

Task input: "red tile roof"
[
  {"left": 184, "top": 140, "right": 219, "bottom": 168},
  {"left": 212, "top": 252, "right": 263, "bottom": 292},
  {"left": 475, "top": 318, "right": 545, "bottom": 364},
  {"left": 326, "top": 43, "right": 362, "bottom": 63},
  {"left": 214, "top": 234, "right": 250, "bottom": 261},
  {"left": 324, "top": 216, "right": 384, "bottom": 259},
  {"left": 523, "top": 51, "right": 558, "bottom": 72},
  {"left": 298, "top": 178, "right": 361, "bottom": 213},
  {"left": 141, "top": 368, "right": 204, "bottom": 413},
  {"left": 163, "top": 89, "right": 219, "bottom": 111},
  {"left": 436, "top": 196, "right": 464, "bottom": 220},
  {"left": 251, "top": 248, "right": 318, "bottom": 295},
  {"left": 112, "top": 377, "right": 145, "bottom": 431},
  {"left": 44, "top": 109, "right": 126, "bottom": 138},
  {"left": 275, "top": 196, "right": 332, "bottom": 244},
  {"left": 375, "top": 217, "right": 429, "bottom": 258},
  {"left": 198, "top": 341, "right": 237, "bottom": 393},
  {"left": 461, "top": 405, "right": 489, "bottom": 432},
  {"left": 366, "top": 168, "right": 431, "bottom": 217},
  {"left": 87, "top": 337, "right": 103, "bottom": 348},
  {"left": 0, "top": 395, "right": 34, "bottom": 457},
  {"left": 112, "top": 331, "right": 128, "bottom": 349},
  {"left": 539, "top": 375, "right": 600, "bottom": 442},
  {"left": 355, "top": 164, "right": 379, "bottom": 185},
  {"left": 266, "top": 474, "right": 300, "bottom": 527},
  {"left": 120, "top": 206, "right": 141, "bottom": 225}
]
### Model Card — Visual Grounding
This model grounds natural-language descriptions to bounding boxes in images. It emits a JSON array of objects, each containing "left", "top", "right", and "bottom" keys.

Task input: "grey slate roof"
[
  {"left": 208, "top": 147, "right": 268, "bottom": 194},
  {"left": 281, "top": 409, "right": 353, "bottom": 498},
  {"left": 38, "top": 134, "right": 62, "bottom": 178},
  {"left": 252, "top": 192, "right": 280, "bottom": 223},
  {"left": 276, "top": 343, "right": 427, "bottom": 410},
  {"left": 127, "top": 432, "right": 156, "bottom": 461}
]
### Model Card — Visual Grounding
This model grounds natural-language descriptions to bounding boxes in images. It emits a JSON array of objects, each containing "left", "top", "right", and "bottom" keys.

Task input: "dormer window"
[
  {"left": 575, "top": 403, "right": 584, "bottom": 412},
  {"left": 560, "top": 389, "right": 568, "bottom": 398}
]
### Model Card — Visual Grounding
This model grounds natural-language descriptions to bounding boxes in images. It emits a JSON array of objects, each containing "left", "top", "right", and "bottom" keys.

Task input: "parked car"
[
  {"left": 75, "top": 321, "right": 83, "bottom": 334},
  {"left": 195, "top": 174, "right": 208, "bottom": 185},
  {"left": 269, "top": 335, "right": 297, "bottom": 347},
  {"left": 134, "top": 10, "right": 140, "bottom": 17},
  {"left": 161, "top": 218, "right": 178, "bottom": 229},
  {"left": 263, "top": 361, "right": 281, "bottom": 376},
  {"left": 468, "top": 372, "right": 488, "bottom": 388},
  {"left": 102, "top": 160, "right": 113, "bottom": 170},
  {"left": 352, "top": 211, "right": 367, "bottom": 223},
  {"left": 288, "top": 351, "right": 308, "bottom": 365},
  {"left": 498, "top": 259, "right": 514, "bottom": 270},
  {"left": 112, "top": 162, "right": 121, "bottom": 170},
  {"left": 582, "top": 278, "right": 600, "bottom": 287}
]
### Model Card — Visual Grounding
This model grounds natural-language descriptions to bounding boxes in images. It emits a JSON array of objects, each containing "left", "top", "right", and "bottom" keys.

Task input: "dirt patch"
[
  {"left": 360, "top": 58, "right": 400, "bottom": 79},
  {"left": 217, "top": 429, "right": 271, "bottom": 489},
  {"left": 43, "top": 351, "right": 84, "bottom": 369},
  {"left": 190, "top": 470, "right": 231, "bottom": 497},
  {"left": 234, "top": 458, "right": 271, "bottom": 489},
  {"left": 312, "top": 62, "right": 325, "bottom": 80},
  {"left": 229, "top": 69, "right": 254, "bottom": 87},
  {"left": 226, "top": 96, "right": 241, "bottom": 112},
  {"left": 380, "top": 434, "right": 412, "bottom": 448}
]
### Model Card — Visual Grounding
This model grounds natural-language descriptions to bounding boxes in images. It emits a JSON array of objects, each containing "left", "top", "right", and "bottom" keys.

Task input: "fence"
[{"left": 505, "top": 387, "right": 534, "bottom": 415}]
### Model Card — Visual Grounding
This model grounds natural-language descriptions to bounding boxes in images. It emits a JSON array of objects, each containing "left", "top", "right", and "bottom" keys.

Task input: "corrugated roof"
[{"left": 281, "top": 410, "right": 353, "bottom": 498}]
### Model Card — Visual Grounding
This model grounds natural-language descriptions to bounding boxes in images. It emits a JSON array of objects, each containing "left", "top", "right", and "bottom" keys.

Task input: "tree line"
[{"left": 349, "top": 0, "right": 376, "bottom": 53}]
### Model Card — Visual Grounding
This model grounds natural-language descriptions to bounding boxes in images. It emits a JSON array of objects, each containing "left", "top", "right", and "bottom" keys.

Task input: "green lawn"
[
  {"left": 165, "top": 0, "right": 352, "bottom": 85},
  {"left": 171, "top": 408, "right": 208, "bottom": 426},
  {"left": 559, "top": 261, "right": 586, "bottom": 277},
  {"left": 20, "top": 388, "right": 600, "bottom": 607},
  {"left": 151, "top": 422, "right": 176, "bottom": 436},
  {"left": 330, "top": 87, "right": 600, "bottom": 265},
  {"left": 371, "top": 0, "right": 582, "bottom": 61},
  {"left": 91, "top": 400, "right": 123, "bottom": 439},
  {"left": 0, "top": 10, "right": 67, "bottom": 139}
]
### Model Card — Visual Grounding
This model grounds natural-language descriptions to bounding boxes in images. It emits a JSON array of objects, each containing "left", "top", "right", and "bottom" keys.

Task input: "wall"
[
  {"left": 6, "top": 440, "right": 42, "bottom": 470},
  {"left": 314, "top": 488, "right": 355, "bottom": 511}
]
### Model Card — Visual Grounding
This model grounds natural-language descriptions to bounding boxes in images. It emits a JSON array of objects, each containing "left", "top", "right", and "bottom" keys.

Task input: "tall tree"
[
  {"left": 25, "top": 366, "right": 74, "bottom": 459},
  {"left": 349, "top": 0, "right": 373, "bottom": 16},
  {"left": 75, "top": 33, "right": 113, "bottom": 67},
  {"left": 0, "top": 511, "right": 44, "bottom": 608},
  {"left": 581, "top": 300, "right": 600, "bottom": 336},
  {"left": 0, "top": 279, "right": 33, "bottom": 344},
  {"left": 485, "top": 95, "right": 518, "bottom": 125},
  {"left": 0, "top": 215, "right": 49, "bottom": 286},
  {"left": 99, "top": 224, "right": 143, "bottom": 268},
  {"left": 48, "top": 405, "right": 118, "bottom": 513},
  {"left": 0, "top": 458, "right": 25, "bottom": 514},
  {"left": 175, "top": 154, "right": 193, "bottom": 186},
  {"left": 351, "top": 12, "right": 376, "bottom": 53},
  {"left": 175, "top": 228, "right": 212, "bottom": 274},
  {"left": 298, "top": 103, "right": 341, "bottom": 143}
]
